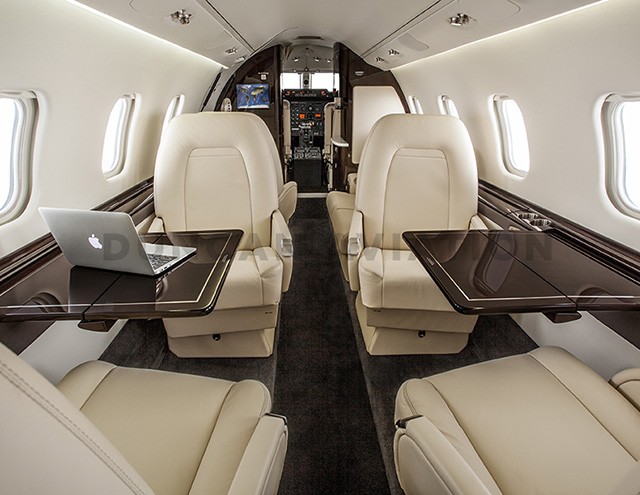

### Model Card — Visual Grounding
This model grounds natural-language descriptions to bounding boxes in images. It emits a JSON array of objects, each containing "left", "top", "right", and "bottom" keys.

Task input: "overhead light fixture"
[
  {"left": 293, "top": 56, "right": 300, "bottom": 62},
  {"left": 326, "top": 58, "right": 332, "bottom": 63},
  {"left": 235, "top": 56, "right": 246, "bottom": 64},
  {"left": 225, "top": 47, "right": 238, "bottom": 55},
  {"left": 170, "top": 9, "right": 192, "bottom": 25},
  {"left": 388, "top": 49, "right": 400, "bottom": 57},
  {"left": 375, "top": 56, "right": 386, "bottom": 63},
  {"left": 449, "top": 13, "right": 472, "bottom": 27},
  {"left": 313, "top": 56, "right": 321, "bottom": 62}
]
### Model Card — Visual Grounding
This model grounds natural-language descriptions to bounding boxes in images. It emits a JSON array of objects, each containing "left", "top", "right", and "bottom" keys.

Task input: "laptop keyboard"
[{"left": 147, "top": 253, "right": 178, "bottom": 270}]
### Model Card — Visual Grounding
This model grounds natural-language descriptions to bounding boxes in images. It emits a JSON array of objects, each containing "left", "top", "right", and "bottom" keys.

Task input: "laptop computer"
[{"left": 39, "top": 207, "right": 196, "bottom": 276}]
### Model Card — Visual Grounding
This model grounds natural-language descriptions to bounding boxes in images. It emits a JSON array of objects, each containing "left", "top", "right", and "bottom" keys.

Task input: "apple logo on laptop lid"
[{"left": 88, "top": 234, "right": 103, "bottom": 250}]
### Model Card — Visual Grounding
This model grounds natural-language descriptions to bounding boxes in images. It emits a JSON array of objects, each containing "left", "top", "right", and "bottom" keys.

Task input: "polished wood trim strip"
[
  {"left": 479, "top": 180, "right": 640, "bottom": 281},
  {"left": 479, "top": 180, "right": 640, "bottom": 348}
]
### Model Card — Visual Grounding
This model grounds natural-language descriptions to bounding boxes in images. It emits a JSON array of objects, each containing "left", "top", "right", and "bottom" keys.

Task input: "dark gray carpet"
[{"left": 273, "top": 197, "right": 390, "bottom": 494}]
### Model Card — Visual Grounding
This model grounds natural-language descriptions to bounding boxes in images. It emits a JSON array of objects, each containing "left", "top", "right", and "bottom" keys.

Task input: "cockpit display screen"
[{"left": 236, "top": 84, "right": 270, "bottom": 109}]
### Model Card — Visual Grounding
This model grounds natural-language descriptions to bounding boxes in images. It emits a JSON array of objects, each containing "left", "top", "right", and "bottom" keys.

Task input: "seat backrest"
[
  {"left": 351, "top": 86, "right": 405, "bottom": 165},
  {"left": 154, "top": 112, "right": 280, "bottom": 250},
  {"left": 355, "top": 114, "right": 479, "bottom": 250},
  {"left": 0, "top": 341, "right": 154, "bottom": 495}
]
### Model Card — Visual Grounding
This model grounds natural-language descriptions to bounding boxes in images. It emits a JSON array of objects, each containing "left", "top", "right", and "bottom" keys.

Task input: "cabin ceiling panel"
[
  {"left": 77, "top": 0, "right": 604, "bottom": 69},
  {"left": 76, "top": 0, "right": 252, "bottom": 66},
  {"left": 363, "top": 0, "right": 604, "bottom": 68}
]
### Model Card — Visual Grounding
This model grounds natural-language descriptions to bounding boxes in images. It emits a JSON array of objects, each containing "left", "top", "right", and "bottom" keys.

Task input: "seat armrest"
[
  {"left": 610, "top": 369, "right": 640, "bottom": 411},
  {"left": 228, "top": 414, "right": 288, "bottom": 495},
  {"left": 279, "top": 181, "right": 297, "bottom": 223},
  {"left": 272, "top": 210, "right": 293, "bottom": 292},
  {"left": 147, "top": 216, "right": 165, "bottom": 233},
  {"left": 348, "top": 210, "right": 364, "bottom": 291},
  {"left": 394, "top": 416, "right": 494, "bottom": 495},
  {"left": 331, "top": 136, "right": 349, "bottom": 148},
  {"left": 469, "top": 215, "right": 488, "bottom": 230},
  {"left": 347, "top": 173, "right": 358, "bottom": 194}
]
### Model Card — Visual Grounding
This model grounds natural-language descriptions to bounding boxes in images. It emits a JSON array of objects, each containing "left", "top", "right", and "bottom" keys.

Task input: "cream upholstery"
[
  {"left": 394, "top": 347, "right": 640, "bottom": 495},
  {"left": 348, "top": 114, "right": 484, "bottom": 354},
  {"left": 327, "top": 86, "right": 403, "bottom": 281},
  {"left": 351, "top": 86, "right": 405, "bottom": 164},
  {"left": 0, "top": 342, "right": 287, "bottom": 495},
  {"left": 611, "top": 368, "right": 640, "bottom": 411},
  {"left": 326, "top": 190, "right": 355, "bottom": 279},
  {"left": 154, "top": 112, "right": 293, "bottom": 357},
  {"left": 269, "top": 113, "right": 298, "bottom": 223}
]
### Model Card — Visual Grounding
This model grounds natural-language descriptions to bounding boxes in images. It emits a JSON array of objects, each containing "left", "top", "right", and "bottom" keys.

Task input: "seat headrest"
[
  {"left": 355, "top": 114, "right": 479, "bottom": 247},
  {"left": 352, "top": 86, "right": 405, "bottom": 164},
  {"left": 154, "top": 112, "right": 280, "bottom": 246}
]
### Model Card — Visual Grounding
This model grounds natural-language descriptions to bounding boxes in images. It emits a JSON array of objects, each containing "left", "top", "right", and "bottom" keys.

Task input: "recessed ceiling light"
[
  {"left": 449, "top": 13, "right": 472, "bottom": 27},
  {"left": 170, "top": 9, "right": 192, "bottom": 25}
]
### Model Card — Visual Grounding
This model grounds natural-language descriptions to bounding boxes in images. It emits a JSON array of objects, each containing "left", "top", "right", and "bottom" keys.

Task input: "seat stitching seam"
[
  {"left": 187, "top": 382, "right": 236, "bottom": 493},
  {"left": 77, "top": 365, "right": 117, "bottom": 411},
  {"left": 529, "top": 352, "right": 639, "bottom": 461},
  {"left": 427, "top": 380, "right": 500, "bottom": 490},
  {"left": 0, "top": 360, "right": 148, "bottom": 495}
]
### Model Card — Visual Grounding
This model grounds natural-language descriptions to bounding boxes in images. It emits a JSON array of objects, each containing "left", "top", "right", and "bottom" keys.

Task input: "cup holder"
[
  {"left": 529, "top": 219, "right": 553, "bottom": 229},
  {"left": 515, "top": 212, "right": 538, "bottom": 221}
]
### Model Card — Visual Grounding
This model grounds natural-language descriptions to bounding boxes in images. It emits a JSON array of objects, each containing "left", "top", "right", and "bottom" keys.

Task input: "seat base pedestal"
[
  {"left": 356, "top": 294, "right": 475, "bottom": 355},
  {"left": 168, "top": 328, "right": 275, "bottom": 358}
]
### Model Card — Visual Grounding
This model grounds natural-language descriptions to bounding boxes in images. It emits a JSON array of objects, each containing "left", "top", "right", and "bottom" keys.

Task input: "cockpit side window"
[{"left": 0, "top": 91, "right": 37, "bottom": 225}]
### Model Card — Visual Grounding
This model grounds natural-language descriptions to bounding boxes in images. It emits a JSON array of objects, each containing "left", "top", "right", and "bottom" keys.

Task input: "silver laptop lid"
[{"left": 39, "top": 207, "right": 193, "bottom": 276}]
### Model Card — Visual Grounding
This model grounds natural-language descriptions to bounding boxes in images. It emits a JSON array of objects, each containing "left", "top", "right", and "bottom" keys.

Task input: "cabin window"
[
  {"left": 438, "top": 95, "right": 459, "bottom": 118},
  {"left": 102, "top": 95, "right": 135, "bottom": 178},
  {"left": 162, "top": 94, "right": 185, "bottom": 136},
  {"left": 493, "top": 96, "right": 530, "bottom": 177},
  {"left": 407, "top": 96, "right": 423, "bottom": 114},
  {"left": 602, "top": 94, "right": 640, "bottom": 218},
  {"left": 0, "top": 91, "right": 37, "bottom": 224}
]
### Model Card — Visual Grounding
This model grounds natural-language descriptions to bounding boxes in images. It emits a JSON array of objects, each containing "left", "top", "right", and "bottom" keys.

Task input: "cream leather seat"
[
  {"left": 394, "top": 347, "right": 640, "bottom": 495},
  {"left": 0, "top": 342, "right": 287, "bottom": 495},
  {"left": 348, "top": 114, "right": 486, "bottom": 355},
  {"left": 152, "top": 112, "right": 293, "bottom": 357},
  {"left": 327, "top": 86, "right": 405, "bottom": 280}
]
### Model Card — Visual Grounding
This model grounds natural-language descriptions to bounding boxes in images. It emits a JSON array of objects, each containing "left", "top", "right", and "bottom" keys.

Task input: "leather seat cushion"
[
  {"left": 359, "top": 247, "right": 454, "bottom": 312},
  {"left": 215, "top": 247, "right": 283, "bottom": 310},
  {"left": 327, "top": 191, "right": 355, "bottom": 255},
  {"left": 396, "top": 347, "right": 640, "bottom": 495},
  {"left": 58, "top": 361, "right": 271, "bottom": 495}
]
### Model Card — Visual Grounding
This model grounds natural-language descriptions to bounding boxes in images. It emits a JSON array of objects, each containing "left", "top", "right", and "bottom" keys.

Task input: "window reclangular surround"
[
  {"left": 326, "top": 86, "right": 405, "bottom": 280},
  {"left": 151, "top": 112, "right": 293, "bottom": 358},
  {"left": 394, "top": 347, "right": 640, "bottom": 495},
  {"left": 0, "top": 341, "right": 288, "bottom": 495},
  {"left": 348, "top": 114, "right": 486, "bottom": 355}
]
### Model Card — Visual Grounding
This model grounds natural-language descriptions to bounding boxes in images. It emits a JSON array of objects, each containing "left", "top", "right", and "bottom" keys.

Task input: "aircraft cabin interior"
[{"left": 3, "top": 0, "right": 640, "bottom": 493}]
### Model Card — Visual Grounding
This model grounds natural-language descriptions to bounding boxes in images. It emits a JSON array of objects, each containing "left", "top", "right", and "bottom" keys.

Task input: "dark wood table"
[
  {"left": 0, "top": 230, "right": 242, "bottom": 330},
  {"left": 403, "top": 230, "right": 640, "bottom": 322}
]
